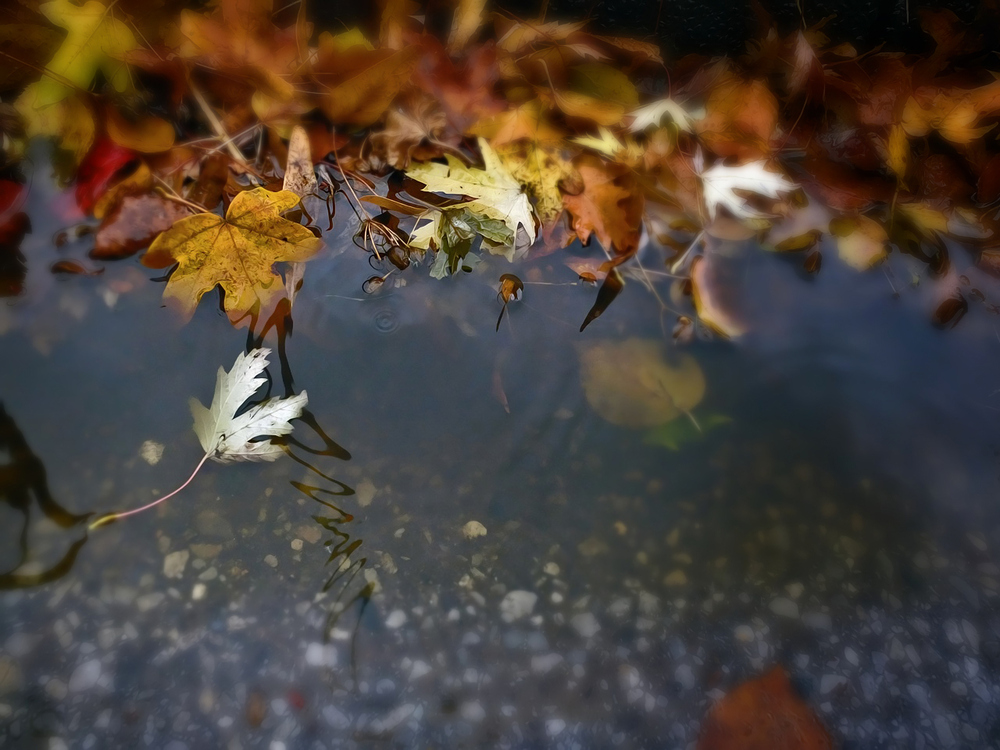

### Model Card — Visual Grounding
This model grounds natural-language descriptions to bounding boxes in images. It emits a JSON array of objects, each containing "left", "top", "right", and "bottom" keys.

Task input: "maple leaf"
[
  {"left": 191, "top": 348, "right": 308, "bottom": 463},
  {"left": 628, "top": 98, "right": 703, "bottom": 132},
  {"left": 571, "top": 127, "right": 643, "bottom": 163},
  {"left": 406, "top": 138, "right": 536, "bottom": 246},
  {"left": 29, "top": 0, "right": 138, "bottom": 109},
  {"left": 699, "top": 160, "right": 797, "bottom": 221},
  {"left": 409, "top": 206, "right": 512, "bottom": 277},
  {"left": 142, "top": 187, "right": 323, "bottom": 322},
  {"left": 90, "top": 348, "right": 307, "bottom": 529},
  {"left": 562, "top": 154, "right": 643, "bottom": 255},
  {"left": 495, "top": 141, "right": 576, "bottom": 223}
]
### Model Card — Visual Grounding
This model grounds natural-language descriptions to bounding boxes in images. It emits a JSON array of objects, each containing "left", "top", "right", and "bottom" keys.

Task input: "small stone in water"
[
  {"left": 500, "top": 591, "right": 537, "bottom": 623},
  {"left": 290, "top": 539, "right": 304, "bottom": 551},
  {"left": 140, "top": 440, "right": 164, "bottom": 465},
  {"left": 769, "top": 597, "right": 800, "bottom": 618},
  {"left": 385, "top": 610, "right": 407, "bottom": 629},
  {"left": 163, "top": 550, "right": 189, "bottom": 579},
  {"left": 264, "top": 555, "right": 278, "bottom": 568},
  {"left": 356, "top": 479, "right": 377, "bottom": 508},
  {"left": 462, "top": 521, "right": 487, "bottom": 539}
]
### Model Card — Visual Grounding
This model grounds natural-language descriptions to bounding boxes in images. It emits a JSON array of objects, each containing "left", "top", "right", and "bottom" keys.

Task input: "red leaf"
[{"left": 75, "top": 138, "right": 138, "bottom": 215}]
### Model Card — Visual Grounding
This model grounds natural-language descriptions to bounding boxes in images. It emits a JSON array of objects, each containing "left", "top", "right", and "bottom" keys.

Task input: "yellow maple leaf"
[
  {"left": 29, "top": 0, "right": 137, "bottom": 109},
  {"left": 142, "top": 188, "right": 323, "bottom": 322},
  {"left": 495, "top": 141, "right": 576, "bottom": 223}
]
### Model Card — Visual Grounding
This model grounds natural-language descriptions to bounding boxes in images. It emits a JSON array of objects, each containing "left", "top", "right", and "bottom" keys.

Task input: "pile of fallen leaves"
[{"left": 3, "top": 0, "right": 1000, "bottom": 333}]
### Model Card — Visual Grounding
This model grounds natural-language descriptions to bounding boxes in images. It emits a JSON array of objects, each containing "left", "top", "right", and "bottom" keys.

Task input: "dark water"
[{"left": 3, "top": 157, "right": 1000, "bottom": 749}]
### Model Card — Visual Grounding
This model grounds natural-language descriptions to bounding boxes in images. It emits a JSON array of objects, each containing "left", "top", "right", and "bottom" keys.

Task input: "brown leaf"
[
  {"left": 367, "top": 96, "right": 451, "bottom": 170},
  {"left": 696, "top": 76, "right": 778, "bottom": 159},
  {"left": 698, "top": 667, "right": 832, "bottom": 750},
  {"left": 93, "top": 192, "right": 189, "bottom": 259},
  {"left": 691, "top": 255, "right": 746, "bottom": 337},
  {"left": 562, "top": 154, "right": 643, "bottom": 256},
  {"left": 314, "top": 42, "right": 420, "bottom": 126}
]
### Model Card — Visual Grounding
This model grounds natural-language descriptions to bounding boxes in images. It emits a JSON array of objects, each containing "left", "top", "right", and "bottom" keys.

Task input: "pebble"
[
  {"left": 820, "top": 674, "right": 848, "bottom": 695},
  {"left": 543, "top": 562, "right": 560, "bottom": 576},
  {"left": 734, "top": 625, "right": 755, "bottom": 643},
  {"left": 663, "top": 570, "right": 687, "bottom": 586},
  {"left": 0, "top": 657, "right": 23, "bottom": 696},
  {"left": 675, "top": 664, "right": 696, "bottom": 690},
  {"left": 409, "top": 660, "right": 432, "bottom": 680},
  {"left": 139, "top": 440, "right": 164, "bottom": 465},
  {"left": 163, "top": 550, "right": 189, "bottom": 579},
  {"left": 500, "top": 591, "right": 537, "bottom": 623},
  {"left": 264, "top": 555, "right": 278, "bottom": 568},
  {"left": 532, "top": 654, "right": 563, "bottom": 674},
  {"left": 356, "top": 479, "right": 377, "bottom": 508},
  {"left": 462, "top": 521, "right": 487, "bottom": 539},
  {"left": 385, "top": 609, "right": 407, "bottom": 629},
  {"left": 305, "top": 643, "right": 338, "bottom": 667},
  {"left": 546, "top": 718, "right": 566, "bottom": 737},
  {"left": 460, "top": 701, "right": 485, "bottom": 722},
  {"left": 192, "top": 583, "right": 207, "bottom": 601},
  {"left": 769, "top": 597, "right": 800, "bottom": 618},
  {"left": 570, "top": 612, "right": 601, "bottom": 638},
  {"left": 68, "top": 659, "right": 102, "bottom": 692},
  {"left": 290, "top": 539, "right": 304, "bottom": 551},
  {"left": 135, "top": 592, "right": 164, "bottom": 612}
]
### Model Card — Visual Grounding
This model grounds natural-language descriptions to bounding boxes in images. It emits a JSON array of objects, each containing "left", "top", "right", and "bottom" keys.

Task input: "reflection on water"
[
  {"left": 4, "top": 159, "right": 1000, "bottom": 748},
  {"left": 0, "top": 402, "right": 89, "bottom": 589}
]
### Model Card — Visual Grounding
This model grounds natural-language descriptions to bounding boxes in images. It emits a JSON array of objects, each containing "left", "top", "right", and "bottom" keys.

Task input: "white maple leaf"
[
  {"left": 628, "top": 98, "right": 703, "bottom": 133},
  {"left": 190, "top": 348, "right": 308, "bottom": 463},
  {"left": 699, "top": 160, "right": 798, "bottom": 221},
  {"left": 406, "top": 137, "right": 536, "bottom": 246}
]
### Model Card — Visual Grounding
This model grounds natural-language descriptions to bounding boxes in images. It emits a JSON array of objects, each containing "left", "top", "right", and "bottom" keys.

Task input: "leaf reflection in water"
[
  {"left": 0, "top": 402, "right": 89, "bottom": 589},
  {"left": 259, "top": 297, "right": 373, "bottom": 679}
]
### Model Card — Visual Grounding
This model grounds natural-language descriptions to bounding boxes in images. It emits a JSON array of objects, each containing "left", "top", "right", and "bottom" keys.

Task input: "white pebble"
[{"left": 500, "top": 591, "right": 537, "bottom": 623}]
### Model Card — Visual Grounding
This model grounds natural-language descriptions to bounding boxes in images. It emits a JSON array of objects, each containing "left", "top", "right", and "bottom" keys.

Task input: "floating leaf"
[
  {"left": 407, "top": 138, "right": 536, "bottom": 246},
  {"left": 142, "top": 188, "right": 323, "bottom": 322},
  {"left": 29, "top": 0, "right": 138, "bottom": 109},
  {"left": 831, "top": 215, "right": 888, "bottom": 270},
  {"left": 700, "top": 160, "right": 797, "bottom": 221}
]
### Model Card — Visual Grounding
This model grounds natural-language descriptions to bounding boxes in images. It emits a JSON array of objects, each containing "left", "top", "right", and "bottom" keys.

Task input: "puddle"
[{"left": 2, "top": 156, "right": 1000, "bottom": 748}]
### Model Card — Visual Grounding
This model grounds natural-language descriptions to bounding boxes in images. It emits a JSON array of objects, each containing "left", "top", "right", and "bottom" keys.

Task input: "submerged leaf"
[
  {"left": 190, "top": 348, "right": 308, "bottom": 463},
  {"left": 579, "top": 338, "right": 705, "bottom": 427}
]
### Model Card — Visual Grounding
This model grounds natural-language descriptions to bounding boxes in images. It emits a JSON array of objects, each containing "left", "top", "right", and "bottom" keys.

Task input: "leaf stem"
[{"left": 89, "top": 452, "right": 212, "bottom": 529}]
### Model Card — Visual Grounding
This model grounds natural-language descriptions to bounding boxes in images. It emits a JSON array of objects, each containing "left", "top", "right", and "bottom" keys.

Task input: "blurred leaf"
[{"left": 579, "top": 338, "right": 705, "bottom": 427}]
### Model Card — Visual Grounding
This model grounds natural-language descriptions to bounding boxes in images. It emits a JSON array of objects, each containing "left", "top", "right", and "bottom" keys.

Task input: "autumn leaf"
[
  {"left": 629, "top": 98, "right": 702, "bottom": 132},
  {"left": 29, "top": 0, "right": 138, "bottom": 109},
  {"left": 699, "top": 160, "right": 797, "bottom": 221},
  {"left": 407, "top": 138, "right": 536, "bottom": 246},
  {"left": 93, "top": 192, "right": 189, "bottom": 259},
  {"left": 696, "top": 76, "right": 778, "bottom": 159},
  {"left": 142, "top": 188, "right": 323, "bottom": 321},
  {"left": 698, "top": 667, "right": 832, "bottom": 750},
  {"left": 831, "top": 215, "right": 888, "bottom": 270},
  {"left": 313, "top": 35, "right": 421, "bottom": 126},
  {"left": 562, "top": 154, "right": 643, "bottom": 255},
  {"left": 91, "top": 348, "right": 307, "bottom": 529},
  {"left": 495, "top": 141, "right": 576, "bottom": 223},
  {"left": 579, "top": 338, "right": 705, "bottom": 427}
]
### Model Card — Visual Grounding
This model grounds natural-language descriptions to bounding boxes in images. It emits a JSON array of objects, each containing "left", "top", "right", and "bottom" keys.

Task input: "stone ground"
[{"left": 2, "top": 436, "right": 999, "bottom": 750}]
